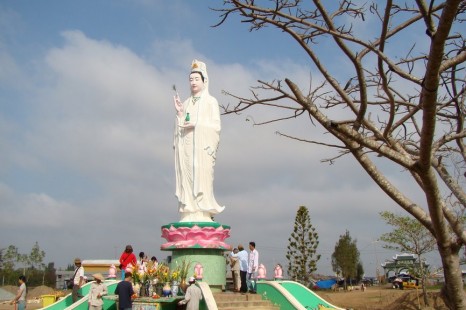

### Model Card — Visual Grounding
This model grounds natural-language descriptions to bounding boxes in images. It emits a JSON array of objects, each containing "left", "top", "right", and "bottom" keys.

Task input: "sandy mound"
[
  {"left": 0, "top": 288, "right": 15, "bottom": 301},
  {"left": 0, "top": 286, "right": 16, "bottom": 295},
  {"left": 27, "top": 286, "right": 56, "bottom": 299},
  {"left": 0, "top": 285, "right": 56, "bottom": 299}
]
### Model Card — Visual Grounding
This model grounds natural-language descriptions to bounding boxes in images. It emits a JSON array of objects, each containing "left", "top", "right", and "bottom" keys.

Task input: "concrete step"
[
  {"left": 214, "top": 292, "right": 279, "bottom": 310},
  {"left": 214, "top": 293, "right": 263, "bottom": 301},
  {"left": 218, "top": 306, "right": 280, "bottom": 310}
]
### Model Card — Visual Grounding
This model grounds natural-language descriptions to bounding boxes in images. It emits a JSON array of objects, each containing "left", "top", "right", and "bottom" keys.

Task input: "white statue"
[{"left": 173, "top": 60, "right": 225, "bottom": 222}]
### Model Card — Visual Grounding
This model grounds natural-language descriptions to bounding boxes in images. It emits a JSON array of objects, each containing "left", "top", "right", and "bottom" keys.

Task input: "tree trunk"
[
  {"left": 439, "top": 249, "right": 465, "bottom": 309},
  {"left": 422, "top": 275, "right": 429, "bottom": 307}
]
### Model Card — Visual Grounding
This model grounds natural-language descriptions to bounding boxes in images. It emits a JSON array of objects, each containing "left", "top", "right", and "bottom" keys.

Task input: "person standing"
[
  {"left": 231, "top": 244, "right": 248, "bottom": 293},
  {"left": 247, "top": 242, "right": 259, "bottom": 294},
  {"left": 115, "top": 272, "right": 134, "bottom": 310},
  {"left": 138, "top": 251, "right": 147, "bottom": 274},
  {"left": 72, "top": 258, "right": 85, "bottom": 302},
  {"left": 88, "top": 273, "right": 107, "bottom": 310},
  {"left": 119, "top": 245, "right": 137, "bottom": 281},
  {"left": 178, "top": 277, "right": 203, "bottom": 310},
  {"left": 229, "top": 248, "right": 241, "bottom": 292},
  {"left": 10, "top": 275, "right": 27, "bottom": 310},
  {"left": 173, "top": 59, "right": 225, "bottom": 222}
]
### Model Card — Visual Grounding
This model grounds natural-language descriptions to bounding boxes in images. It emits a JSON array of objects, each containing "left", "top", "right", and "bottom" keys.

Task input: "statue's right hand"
[{"left": 174, "top": 95, "right": 183, "bottom": 113}]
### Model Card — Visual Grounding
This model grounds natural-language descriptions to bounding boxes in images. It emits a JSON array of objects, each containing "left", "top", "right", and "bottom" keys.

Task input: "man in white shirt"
[
  {"left": 231, "top": 244, "right": 249, "bottom": 293},
  {"left": 178, "top": 277, "right": 203, "bottom": 310},
  {"left": 72, "top": 257, "right": 85, "bottom": 302},
  {"left": 247, "top": 241, "right": 259, "bottom": 293}
]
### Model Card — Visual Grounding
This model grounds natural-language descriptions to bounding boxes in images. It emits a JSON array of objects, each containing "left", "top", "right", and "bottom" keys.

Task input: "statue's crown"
[{"left": 191, "top": 59, "right": 208, "bottom": 81}]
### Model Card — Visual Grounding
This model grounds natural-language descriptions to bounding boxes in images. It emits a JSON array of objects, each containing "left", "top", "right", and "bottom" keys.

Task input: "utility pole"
[{"left": 372, "top": 240, "right": 380, "bottom": 283}]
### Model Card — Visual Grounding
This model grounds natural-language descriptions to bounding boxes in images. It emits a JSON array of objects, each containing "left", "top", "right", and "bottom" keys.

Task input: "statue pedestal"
[{"left": 161, "top": 222, "right": 231, "bottom": 292}]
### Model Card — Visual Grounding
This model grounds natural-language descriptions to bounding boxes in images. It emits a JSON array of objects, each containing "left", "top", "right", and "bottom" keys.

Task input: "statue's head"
[{"left": 190, "top": 59, "right": 208, "bottom": 95}]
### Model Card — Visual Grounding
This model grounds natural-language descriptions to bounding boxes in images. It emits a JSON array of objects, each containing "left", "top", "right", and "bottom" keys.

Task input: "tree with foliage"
[
  {"left": 286, "top": 206, "right": 321, "bottom": 283},
  {"left": 331, "top": 230, "right": 360, "bottom": 288},
  {"left": 215, "top": 1, "right": 466, "bottom": 308},
  {"left": 0, "top": 243, "right": 49, "bottom": 285},
  {"left": 43, "top": 262, "right": 57, "bottom": 287},
  {"left": 28, "top": 241, "right": 46, "bottom": 270},
  {"left": 356, "top": 262, "right": 364, "bottom": 283},
  {"left": 2, "top": 245, "right": 20, "bottom": 284},
  {"left": 379, "top": 211, "right": 438, "bottom": 306}
]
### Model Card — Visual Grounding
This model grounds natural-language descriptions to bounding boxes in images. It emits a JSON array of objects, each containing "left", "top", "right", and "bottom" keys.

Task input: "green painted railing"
[
  {"left": 41, "top": 280, "right": 119, "bottom": 310},
  {"left": 257, "top": 280, "right": 345, "bottom": 310}
]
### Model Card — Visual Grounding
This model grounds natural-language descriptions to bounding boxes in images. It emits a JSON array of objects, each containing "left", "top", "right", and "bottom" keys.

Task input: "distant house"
[{"left": 82, "top": 259, "right": 119, "bottom": 274}]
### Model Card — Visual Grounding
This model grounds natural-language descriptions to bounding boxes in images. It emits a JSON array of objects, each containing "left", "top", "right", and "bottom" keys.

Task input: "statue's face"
[{"left": 189, "top": 72, "right": 204, "bottom": 95}]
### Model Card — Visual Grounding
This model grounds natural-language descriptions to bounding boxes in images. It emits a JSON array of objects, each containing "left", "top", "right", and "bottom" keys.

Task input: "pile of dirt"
[
  {"left": 0, "top": 286, "right": 16, "bottom": 296},
  {"left": 0, "top": 286, "right": 16, "bottom": 301},
  {"left": 27, "top": 286, "right": 55, "bottom": 299},
  {"left": 0, "top": 285, "right": 56, "bottom": 300}
]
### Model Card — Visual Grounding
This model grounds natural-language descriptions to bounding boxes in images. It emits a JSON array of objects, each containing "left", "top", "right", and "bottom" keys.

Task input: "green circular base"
[
  {"left": 161, "top": 221, "right": 230, "bottom": 292},
  {"left": 170, "top": 247, "right": 226, "bottom": 292}
]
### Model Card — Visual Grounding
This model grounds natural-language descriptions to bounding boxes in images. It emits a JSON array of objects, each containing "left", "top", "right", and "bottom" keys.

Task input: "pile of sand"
[
  {"left": 0, "top": 287, "right": 15, "bottom": 301},
  {"left": 0, "top": 285, "right": 56, "bottom": 300},
  {"left": 27, "top": 286, "right": 56, "bottom": 299}
]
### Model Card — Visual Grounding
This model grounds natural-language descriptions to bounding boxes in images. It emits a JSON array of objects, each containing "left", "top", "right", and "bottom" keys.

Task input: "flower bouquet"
[{"left": 176, "top": 258, "right": 193, "bottom": 283}]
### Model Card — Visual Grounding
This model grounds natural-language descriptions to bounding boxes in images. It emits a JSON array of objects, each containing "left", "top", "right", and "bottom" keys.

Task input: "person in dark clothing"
[{"left": 115, "top": 272, "right": 134, "bottom": 310}]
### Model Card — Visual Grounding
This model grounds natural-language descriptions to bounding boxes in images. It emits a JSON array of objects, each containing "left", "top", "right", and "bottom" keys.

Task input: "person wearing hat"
[
  {"left": 178, "top": 277, "right": 203, "bottom": 310},
  {"left": 88, "top": 273, "right": 107, "bottom": 310},
  {"left": 72, "top": 258, "right": 85, "bottom": 302},
  {"left": 229, "top": 248, "right": 241, "bottom": 292}
]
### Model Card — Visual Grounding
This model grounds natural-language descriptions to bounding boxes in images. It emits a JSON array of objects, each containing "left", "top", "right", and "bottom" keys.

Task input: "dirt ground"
[
  {"left": 315, "top": 285, "right": 448, "bottom": 310},
  {"left": 0, "top": 284, "right": 450, "bottom": 310}
]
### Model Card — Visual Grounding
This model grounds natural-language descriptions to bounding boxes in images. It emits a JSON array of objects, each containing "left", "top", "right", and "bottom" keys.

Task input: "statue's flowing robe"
[{"left": 174, "top": 90, "right": 224, "bottom": 221}]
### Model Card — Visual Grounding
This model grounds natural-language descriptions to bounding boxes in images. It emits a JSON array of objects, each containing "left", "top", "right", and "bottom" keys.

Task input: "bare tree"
[{"left": 214, "top": 0, "right": 466, "bottom": 308}]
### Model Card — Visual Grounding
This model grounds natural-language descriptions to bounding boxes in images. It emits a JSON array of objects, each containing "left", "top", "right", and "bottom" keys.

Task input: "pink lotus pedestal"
[{"left": 160, "top": 222, "right": 231, "bottom": 292}]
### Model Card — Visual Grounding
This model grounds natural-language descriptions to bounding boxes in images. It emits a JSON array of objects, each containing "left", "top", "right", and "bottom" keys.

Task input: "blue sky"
[{"left": 0, "top": 0, "right": 443, "bottom": 278}]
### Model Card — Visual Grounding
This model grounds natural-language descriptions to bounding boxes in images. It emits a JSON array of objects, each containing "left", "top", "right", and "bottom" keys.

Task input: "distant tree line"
[{"left": 0, "top": 242, "right": 56, "bottom": 287}]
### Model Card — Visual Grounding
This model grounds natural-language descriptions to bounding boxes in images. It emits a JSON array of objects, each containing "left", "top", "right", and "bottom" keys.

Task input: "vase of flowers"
[
  {"left": 133, "top": 283, "right": 140, "bottom": 298},
  {"left": 162, "top": 282, "right": 171, "bottom": 297},
  {"left": 177, "top": 259, "right": 192, "bottom": 284},
  {"left": 155, "top": 283, "right": 163, "bottom": 297},
  {"left": 179, "top": 279, "right": 188, "bottom": 294},
  {"left": 171, "top": 280, "right": 179, "bottom": 296}
]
